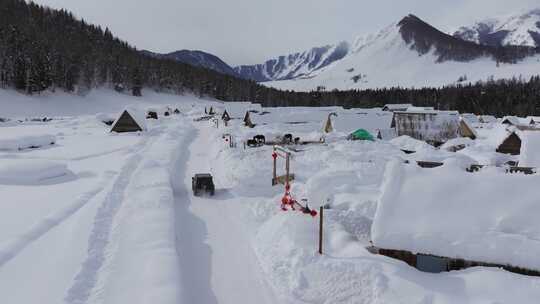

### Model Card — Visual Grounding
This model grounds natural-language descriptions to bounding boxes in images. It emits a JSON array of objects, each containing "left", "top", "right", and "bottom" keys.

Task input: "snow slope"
[{"left": 264, "top": 23, "right": 540, "bottom": 91}]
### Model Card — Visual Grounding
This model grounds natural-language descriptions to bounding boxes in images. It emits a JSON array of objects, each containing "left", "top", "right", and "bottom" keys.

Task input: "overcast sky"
[{"left": 32, "top": 0, "right": 539, "bottom": 65}]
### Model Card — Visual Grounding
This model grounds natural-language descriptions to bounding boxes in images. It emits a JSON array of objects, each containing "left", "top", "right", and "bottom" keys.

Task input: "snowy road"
[{"left": 174, "top": 123, "right": 279, "bottom": 304}]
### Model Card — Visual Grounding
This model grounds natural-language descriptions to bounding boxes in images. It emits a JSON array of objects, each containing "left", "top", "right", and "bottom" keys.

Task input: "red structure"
[{"left": 272, "top": 147, "right": 316, "bottom": 217}]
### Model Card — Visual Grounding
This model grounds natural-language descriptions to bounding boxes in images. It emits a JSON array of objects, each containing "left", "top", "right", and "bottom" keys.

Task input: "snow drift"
[{"left": 0, "top": 159, "right": 70, "bottom": 185}]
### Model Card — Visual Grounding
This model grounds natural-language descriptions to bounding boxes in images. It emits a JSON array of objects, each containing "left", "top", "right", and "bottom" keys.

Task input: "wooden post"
[
  {"left": 285, "top": 153, "right": 290, "bottom": 185},
  {"left": 319, "top": 206, "right": 323, "bottom": 255},
  {"left": 272, "top": 146, "right": 277, "bottom": 184}
]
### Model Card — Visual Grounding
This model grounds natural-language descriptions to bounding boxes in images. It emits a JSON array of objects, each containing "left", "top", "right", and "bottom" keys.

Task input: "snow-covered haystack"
[
  {"left": 0, "top": 159, "right": 70, "bottom": 185},
  {"left": 0, "top": 129, "right": 56, "bottom": 151},
  {"left": 373, "top": 159, "right": 540, "bottom": 272}
]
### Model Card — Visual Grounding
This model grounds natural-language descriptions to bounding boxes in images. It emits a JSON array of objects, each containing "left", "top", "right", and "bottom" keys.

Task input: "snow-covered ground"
[{"left": 1, "top": 89, "right": 540, "bottom": 304}]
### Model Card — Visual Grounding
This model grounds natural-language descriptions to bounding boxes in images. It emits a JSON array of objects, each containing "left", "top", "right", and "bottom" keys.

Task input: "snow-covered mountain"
[
  {"left": 233, "top": 42, "right": 350, "bottom": 82},
  {"left": 262, "top": 14, "right": 540, "bottom": 91},
  {"left": 454, "top": 8, "right": 540, "bottom": 47},
  {"left": 142, "top": 50, "right": 238, "bottom": 76},
  {"left": 148, "top": 11, "right": 540, "bottom": 91}
]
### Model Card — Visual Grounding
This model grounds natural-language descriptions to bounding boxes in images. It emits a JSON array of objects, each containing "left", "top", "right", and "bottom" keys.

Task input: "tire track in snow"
[
  {"left": 0, "top": 178, "right": 109, "bottom": 268},
  {"left": 64, "top": 141, "right": 150, "bottom": 304}
]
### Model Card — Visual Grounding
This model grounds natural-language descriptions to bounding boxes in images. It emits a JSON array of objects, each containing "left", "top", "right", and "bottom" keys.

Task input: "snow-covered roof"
[
  {"left": 398, "top": 109, "right": 459, "bottom": 115},
  {"left": 440, "top": 137, "right": 474, "bottom": 151},
  {"left": 377, "top": 129, "right": 397, "bottom": 140},
  {"left": 501, "top": 116, "right": 525, "bottom": 126},
  {"left": 461, "top": 113, "right": 479, "bottom": 124},
  {"left": 382, "top": 104, "right": 412, "bottom": 111},
  {"left": 526, "top": 116, "right": 540, "bottom": 124},
  {"left": 478, "top": 115, "right": 497, "bottom": 123},
  {"left": 404, "top": 106, "right": 437, "bottom": 112},
  {"left": 518, "top": 130, "right": 540, "bottom": 167},
  {"left": 373, "top": 159, "right": 540, "bottom": 271},
  {"left": 390, "top": 135, "right": 433, "bottom": 152}
]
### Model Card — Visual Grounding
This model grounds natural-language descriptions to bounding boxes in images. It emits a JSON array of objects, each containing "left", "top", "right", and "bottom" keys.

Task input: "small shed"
[
  {"left": 382, "top": 104, "right": 412, "bottom": 112},
  {"left": 244, "top": 111, "right": 255, "bottom": 128},
  {"left": 496, "top": 132, "right": 521, "bottom": 155},
  {"left": 391, "top": 110, "right": 460, "bottom": 145},
  {"left": 501, "top": 116, "right": 523, "bottom": 126},
  {"left": 111, "top": 109, "right": 146, "bottom": 133},
  {"left": 222, "top": 110, "right": 231, "bottom": 121}
]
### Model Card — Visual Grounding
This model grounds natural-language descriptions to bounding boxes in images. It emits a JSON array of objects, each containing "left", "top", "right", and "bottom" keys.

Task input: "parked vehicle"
[{"left": 192, "top": 173, "right": 215, "bottom": 196}]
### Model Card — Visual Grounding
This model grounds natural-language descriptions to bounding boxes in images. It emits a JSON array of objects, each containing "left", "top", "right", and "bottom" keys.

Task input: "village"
[{"left": 1, "top": 95, "right": 540, "bottom": 303}]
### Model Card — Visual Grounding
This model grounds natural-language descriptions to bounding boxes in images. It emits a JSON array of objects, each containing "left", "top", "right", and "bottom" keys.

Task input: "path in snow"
[
  {"left": 64, "top": 137, "right": 152, "bottom": 304},
  {"left": 174, "top": 123, "right": 279, "bottom": 304}
]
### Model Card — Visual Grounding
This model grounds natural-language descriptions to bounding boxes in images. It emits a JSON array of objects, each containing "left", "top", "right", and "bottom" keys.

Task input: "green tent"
[{"left": 349, "top": 129, "right": 375, "bottom": 141}]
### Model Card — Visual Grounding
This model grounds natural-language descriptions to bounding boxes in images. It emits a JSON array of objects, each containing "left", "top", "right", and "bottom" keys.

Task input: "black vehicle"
[{"left": 192, "top": 173, "right": 215, "bottom": 196}]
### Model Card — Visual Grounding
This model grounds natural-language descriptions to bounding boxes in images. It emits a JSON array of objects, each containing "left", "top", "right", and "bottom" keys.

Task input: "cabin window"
[{"left": 416, "top": 254, "right": 448, "bottom": 273}]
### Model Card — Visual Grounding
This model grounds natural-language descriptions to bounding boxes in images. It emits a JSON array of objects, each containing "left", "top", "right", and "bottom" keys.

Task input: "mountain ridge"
[
  {"left": 141, "top": 49, "right": 238, "bottom": 76},
  {"left": 454, "top": 8, "right": 540, "bottom": 47}
]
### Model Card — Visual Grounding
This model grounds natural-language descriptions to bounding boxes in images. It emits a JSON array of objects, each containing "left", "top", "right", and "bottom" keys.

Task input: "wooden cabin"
[
  {"left": 501, "top": 116, "right": 523, "bottom": 126},
  {"left": 111, "top": 109, "right": 146, "bottom": 133},
  {"left": 391, "top": 110, "right": 460, "bottom": 145}
]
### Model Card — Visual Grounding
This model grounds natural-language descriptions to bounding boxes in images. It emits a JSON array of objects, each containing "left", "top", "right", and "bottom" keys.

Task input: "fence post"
[{"left": 319, "top": 206, "right": 323, "bottom": 255}]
